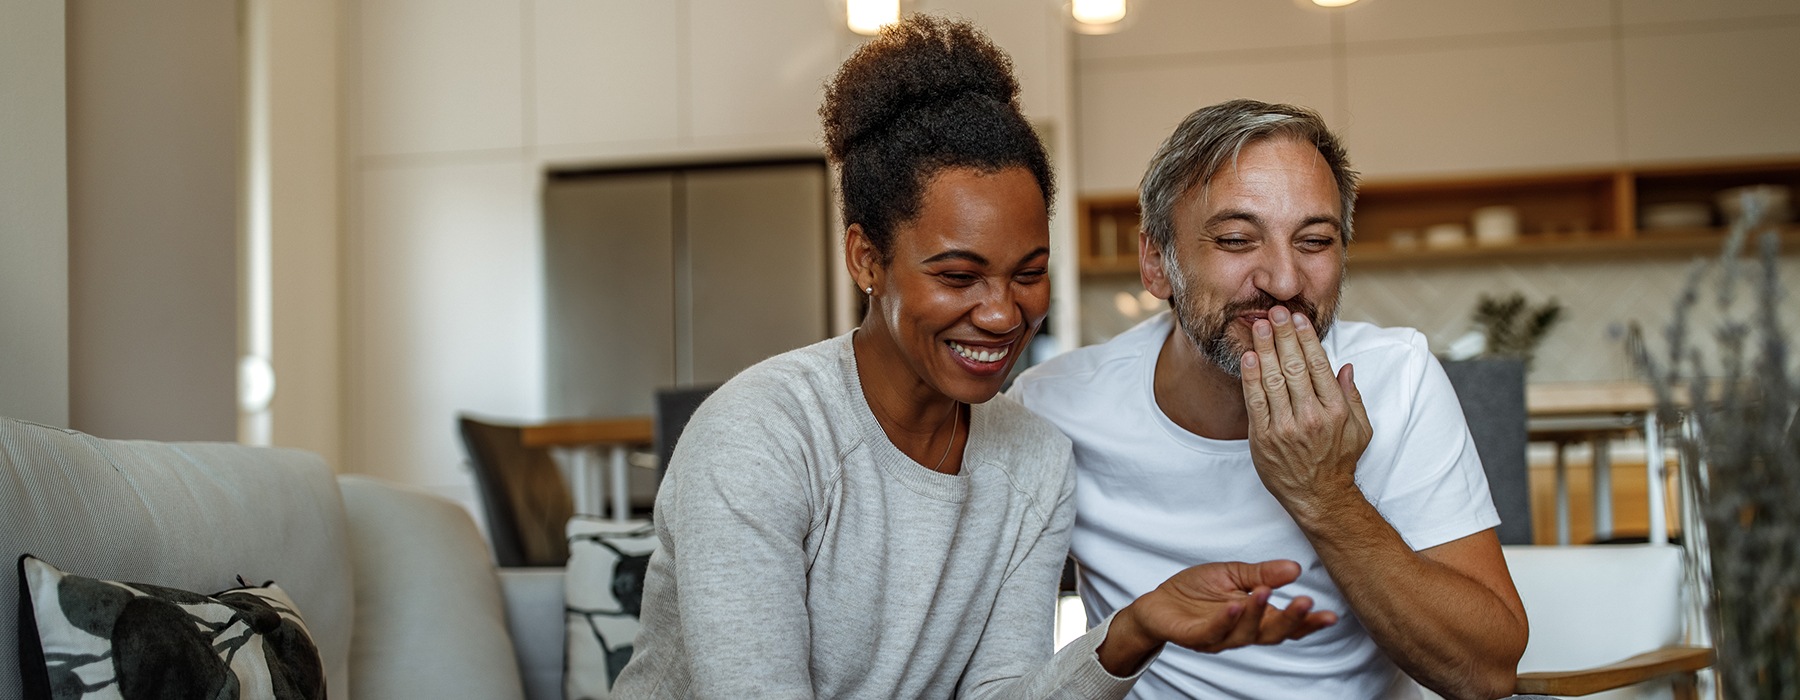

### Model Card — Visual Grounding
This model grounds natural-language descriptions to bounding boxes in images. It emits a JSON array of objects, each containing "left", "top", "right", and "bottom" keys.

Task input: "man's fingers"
[
  {"left": 1240, "top": 351, "right": 1271, "bottom": 433},
  {"left": 1267, "top": 307, "right": 1317, "bottom": 410},
  {"left": 1215, "top": 559, "right": 1302, "bottom": 591},
  {"left": 1293, "top": 610, "right": 1339, "bottom": 640},
  {"left": 1210, "top": 588, "right": 1270, "bottom": 651},
  {"left": 1292, "top": 312, "right": 1341, "bottom": 408},
  {"left": 1258, "top": 599, "right": 1338, "bottom": 644},
  {"left": 1255, "top": 596, "right": 1312, "bottom": 645},
  {"left": 1251, "top": 319, "right": 1293, "bottom": 420}
]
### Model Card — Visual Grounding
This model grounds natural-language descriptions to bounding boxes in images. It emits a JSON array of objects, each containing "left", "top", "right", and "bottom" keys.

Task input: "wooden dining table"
[{"left": 1525, "top": 380, "right": 1674, "bottom": 546}]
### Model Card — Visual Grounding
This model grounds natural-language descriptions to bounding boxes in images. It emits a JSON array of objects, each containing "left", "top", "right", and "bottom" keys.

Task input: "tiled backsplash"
[{"left": 1079, "top": 254, "right": 1800, "bottom": 383}]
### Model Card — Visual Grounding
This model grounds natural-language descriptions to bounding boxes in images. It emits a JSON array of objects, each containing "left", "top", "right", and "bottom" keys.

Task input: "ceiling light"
[
  {"left": 1072, "top": 0, "right": 1127, "bottom": 25},
  {"left": 1312, "top": 0, "right": 1360, "bottom": 6},
  {"left": 1070, "top": 0, "right": 1129, "bottom": 35},
  {"left": 846, "top": 0, "right": 900, "bottom": 35}
]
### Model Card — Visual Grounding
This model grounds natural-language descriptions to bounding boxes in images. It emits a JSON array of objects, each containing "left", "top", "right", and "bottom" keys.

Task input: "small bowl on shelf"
[
  {"left": 1424, "top": 223, "right": 1470, "bottom": 250},
  {"left": 1640, "top": 202, "right": 1713, "bottom": 232}
]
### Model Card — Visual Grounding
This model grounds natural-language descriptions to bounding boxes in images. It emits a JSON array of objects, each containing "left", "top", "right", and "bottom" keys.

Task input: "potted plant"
[{"left": 1631, "top": 192, "right": 1800, "bottom": 699}]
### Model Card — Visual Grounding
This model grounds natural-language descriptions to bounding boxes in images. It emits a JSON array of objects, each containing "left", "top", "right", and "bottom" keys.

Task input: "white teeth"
[{"left": 949, "top": 341, "right": 1010, "bottom": 363}]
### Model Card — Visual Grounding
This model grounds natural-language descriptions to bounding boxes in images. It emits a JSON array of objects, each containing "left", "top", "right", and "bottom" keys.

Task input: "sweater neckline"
[{"left": 838, "top": 333, "right": 980, "bottom": 503}]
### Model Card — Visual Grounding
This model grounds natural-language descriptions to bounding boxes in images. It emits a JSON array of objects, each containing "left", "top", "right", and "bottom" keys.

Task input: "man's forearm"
[{"left": 1288, "top": 491, "right": 1526, "bottom": 700}]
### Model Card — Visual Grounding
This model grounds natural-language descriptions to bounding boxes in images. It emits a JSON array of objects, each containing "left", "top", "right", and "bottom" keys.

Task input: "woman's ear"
[{"left": 846, "top": 224, "right": 881, "bottom": 294}]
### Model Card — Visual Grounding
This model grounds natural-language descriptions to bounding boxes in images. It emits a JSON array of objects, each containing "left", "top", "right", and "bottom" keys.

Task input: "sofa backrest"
[
  {"left": 0, "top": 417, "right": 355, "bottom": 698},
  {"left": 338, "top": 476, "right": 526, "bottom": 700}
]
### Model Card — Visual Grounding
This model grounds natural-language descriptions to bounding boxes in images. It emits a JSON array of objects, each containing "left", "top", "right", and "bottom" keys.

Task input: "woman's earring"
[{"left": 865, "top": 287, "right": 874, "bottom": 296}]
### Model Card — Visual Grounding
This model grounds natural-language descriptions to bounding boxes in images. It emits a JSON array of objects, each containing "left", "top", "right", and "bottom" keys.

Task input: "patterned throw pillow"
[
  {"left": 16, "top": 554, "right": 324, "bottom": 700},
  {"left": 564, "top": 517, "right": 658, "bottom": 700}
]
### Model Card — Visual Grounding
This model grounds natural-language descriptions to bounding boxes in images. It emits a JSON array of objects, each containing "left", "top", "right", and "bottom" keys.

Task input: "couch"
[{"left": 0, "top": 416, "right": 566, "bottom": 700}]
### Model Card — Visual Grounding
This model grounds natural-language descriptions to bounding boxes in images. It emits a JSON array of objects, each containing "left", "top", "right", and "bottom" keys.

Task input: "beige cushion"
[
  {"left": 340, "top": 475, "right": 525, "bottom": 700},
  {"left": 0, "top": 417, "right": 354, "bottom": 699}
]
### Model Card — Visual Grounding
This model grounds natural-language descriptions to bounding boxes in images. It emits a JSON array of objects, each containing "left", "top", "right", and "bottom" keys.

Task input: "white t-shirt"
[{"left": 1010, "top": 312, "right": 1500, "bottom": 699}]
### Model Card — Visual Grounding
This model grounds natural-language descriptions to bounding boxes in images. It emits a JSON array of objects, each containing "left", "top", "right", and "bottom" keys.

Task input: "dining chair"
[
  {"left": 652, "top": 385, "right": 720, "bottom": 490},
  {"left": 457, "top": 415, "right": 576, "bottom": 567},
  {"left": 1437, "top": 359, "right": 1711, "bottom": 700}
]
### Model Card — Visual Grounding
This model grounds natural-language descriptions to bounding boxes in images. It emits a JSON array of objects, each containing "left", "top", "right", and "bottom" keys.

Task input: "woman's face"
[{"left": 863, "top": 166, "right": 1051, "bottom": 405}]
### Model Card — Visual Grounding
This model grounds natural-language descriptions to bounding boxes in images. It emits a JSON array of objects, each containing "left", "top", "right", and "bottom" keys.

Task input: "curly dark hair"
[{"left": 820, "top": 14, "right": 1054, "bottom": 264}]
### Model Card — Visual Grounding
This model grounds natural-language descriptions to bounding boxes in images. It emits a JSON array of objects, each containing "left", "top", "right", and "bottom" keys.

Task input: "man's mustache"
[{"left": 1220, "top": 293, "right": 1322, "bottom": 327}]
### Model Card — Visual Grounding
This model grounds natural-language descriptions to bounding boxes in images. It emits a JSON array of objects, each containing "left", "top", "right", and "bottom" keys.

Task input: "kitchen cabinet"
[
  {"left": 1077, "top": 158, "right": 1800, "bottom": 274},
  {"left": 543, "top": 160, "right": 831, "bottom": 417}
]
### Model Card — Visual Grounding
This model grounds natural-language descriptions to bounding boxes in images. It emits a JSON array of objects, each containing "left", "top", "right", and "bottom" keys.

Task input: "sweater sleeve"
[
  {"left": 657, "top": 397, "right": 820, "bottom": 699},
  {"left": 958, "top": 449, "right": 1142, "bottom": 700}
]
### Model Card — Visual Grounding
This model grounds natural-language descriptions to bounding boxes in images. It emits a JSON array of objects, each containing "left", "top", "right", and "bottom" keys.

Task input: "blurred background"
[{"left": 5, "top": 0, "right": 1798, "bottom": 543}]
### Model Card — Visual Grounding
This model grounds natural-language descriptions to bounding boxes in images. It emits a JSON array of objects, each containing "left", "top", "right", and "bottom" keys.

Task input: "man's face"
[{"left": 1141, "top": 135, "right": 1347, "bottom": 377}]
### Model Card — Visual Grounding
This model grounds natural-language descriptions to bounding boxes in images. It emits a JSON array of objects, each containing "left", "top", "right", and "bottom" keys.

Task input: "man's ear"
[
  {"left": 1140, "top": 232, "right": 1173, "bottom": 300},
  {"left": 845, "top": 224, "right": 881, "bottom": 293}
]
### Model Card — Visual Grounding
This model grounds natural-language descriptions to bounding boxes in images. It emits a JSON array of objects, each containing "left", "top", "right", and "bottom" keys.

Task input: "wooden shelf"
[
  {"left": 1078, "top": 193, "right": 1142, "bottom": 274},
  {"left": 1349, "top": 226, "right": 1800, "bottom": 269},
  {"left": 1078, "top": 158, "right": 1800, "bottom": 274}
]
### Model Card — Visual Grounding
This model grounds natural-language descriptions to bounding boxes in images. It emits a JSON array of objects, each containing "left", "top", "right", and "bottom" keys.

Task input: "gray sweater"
[{"left": 611, "top": 333, "right": 1138, "bottom": 699}]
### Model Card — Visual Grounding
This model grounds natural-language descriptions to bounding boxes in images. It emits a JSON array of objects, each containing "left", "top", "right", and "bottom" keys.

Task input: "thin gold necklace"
[{"left": 932, "top": 401, "right": 961, "bottom": 472}]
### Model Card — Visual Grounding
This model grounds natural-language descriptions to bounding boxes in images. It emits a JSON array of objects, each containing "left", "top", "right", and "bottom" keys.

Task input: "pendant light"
[
  {"left": 1070, "top": 0, "right": 1129, "bottom": 35},
  {"left": 846, "top": 0, "right": 900, "bottom": 35}
]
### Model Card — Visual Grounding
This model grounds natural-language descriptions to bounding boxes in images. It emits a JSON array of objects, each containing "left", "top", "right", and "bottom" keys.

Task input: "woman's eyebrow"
[
  {"left": 921, "top": 246, "right": 1048, "bottom": 267},
  {"left": 922, "top": 249, "right": 990, "bottom": 265}
]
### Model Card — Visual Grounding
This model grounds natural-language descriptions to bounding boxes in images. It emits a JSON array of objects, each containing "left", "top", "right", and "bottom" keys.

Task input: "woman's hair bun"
[
  {"left": 818, "top": 14, "right": 1052, "bottom": 263},
  {"left": 821, "top": 14, "right": 1021, "bottom": 161}
]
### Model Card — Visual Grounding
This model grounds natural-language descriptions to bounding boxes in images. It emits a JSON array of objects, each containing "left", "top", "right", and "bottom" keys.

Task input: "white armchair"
[{"left": 1504, "top": 543, "right": 1710, "bottom": 699}]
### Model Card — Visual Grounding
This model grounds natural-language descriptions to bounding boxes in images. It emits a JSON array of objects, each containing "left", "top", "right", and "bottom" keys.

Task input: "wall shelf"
[{"left": 1077, "top": 159, "right": 1800, "bottom": 274}]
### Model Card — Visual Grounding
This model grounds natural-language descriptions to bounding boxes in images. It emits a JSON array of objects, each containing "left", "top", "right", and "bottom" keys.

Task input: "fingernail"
[
  {"left": 1255, "top": 320, "right": 1271, "bottom": 337},
  {"left": 1243, "top": 352, "right": 1258, "bottom": 369},
  {"left": 1293, "top": 314, "right": 1310, "bottom": 330},
  {"left": 1270, "top": 306, "right": 1289, "bottom": 324}
]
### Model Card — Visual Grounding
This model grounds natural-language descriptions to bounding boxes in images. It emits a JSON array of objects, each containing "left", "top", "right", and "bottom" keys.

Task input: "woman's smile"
[{"left": 947, "top": 339, "right": 1015, "bottom": 373}]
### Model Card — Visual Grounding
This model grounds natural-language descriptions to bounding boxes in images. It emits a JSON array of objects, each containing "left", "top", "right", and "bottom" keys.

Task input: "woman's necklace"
[{"left": 931, "top": 400, "right": 962, "bottom": 472}]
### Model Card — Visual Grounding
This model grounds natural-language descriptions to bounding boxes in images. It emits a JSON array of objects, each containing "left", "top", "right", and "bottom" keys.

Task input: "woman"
[{"left": 611, "top": 16, "right": 1332, "bottom": 699}]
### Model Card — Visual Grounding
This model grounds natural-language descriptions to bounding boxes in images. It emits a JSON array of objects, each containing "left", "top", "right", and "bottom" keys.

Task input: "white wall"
[
  {"left": 66, "top": 0, "right": 240, "bottom": 441},
  {"left": 0, "top": 0, "right": 69, "bottom": 427},
  {"left": 1074, "top": 0, "right": 1800, "bottom": 383},
  {"left": 1076, "top": 0, "right": 1800, "bottom": 191},
  {"left": 265, "top": 0, "right": 345, "bottom": 467},
  {"left": 344, "top": 0, "right": 1077, "bottom": 504}
]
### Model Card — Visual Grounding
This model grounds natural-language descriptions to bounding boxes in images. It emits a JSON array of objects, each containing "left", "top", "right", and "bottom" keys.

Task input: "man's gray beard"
[
  {"left": 1169, "top": 279, "right": 1251, "bottom": 378},
  {"left": 1164, "top": 259, "right": 1337, "bottom": 380}
]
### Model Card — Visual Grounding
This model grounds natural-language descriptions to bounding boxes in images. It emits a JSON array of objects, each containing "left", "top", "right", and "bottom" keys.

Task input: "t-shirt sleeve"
[
  {"left": 957, "top": 448, "right": 1142, "bottom": 700},
  {"left": 654, "top": 393, "right": 819, "bottom": 698},
  {"left": 1370, "top": 337, "right": 1503, "bottom": 551}
]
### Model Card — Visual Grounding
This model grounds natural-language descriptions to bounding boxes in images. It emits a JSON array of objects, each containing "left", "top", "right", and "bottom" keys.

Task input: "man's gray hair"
[{"left": 1139, "top": 99, "right": 1360, "bottom": 253}]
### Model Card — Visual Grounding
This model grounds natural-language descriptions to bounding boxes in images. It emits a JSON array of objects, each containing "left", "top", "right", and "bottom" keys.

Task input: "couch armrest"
[{"left": 501, "top": 567, "right": 566, "bottom": 700}]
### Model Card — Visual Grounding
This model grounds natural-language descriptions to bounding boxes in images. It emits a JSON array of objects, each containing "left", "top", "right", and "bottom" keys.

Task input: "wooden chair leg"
[{"left": 1672, "top": 673, "right": 1698, "bottom": 700}]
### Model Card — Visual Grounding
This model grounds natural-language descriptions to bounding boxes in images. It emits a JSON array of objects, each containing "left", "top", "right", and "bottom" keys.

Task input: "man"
[{"left": 1011, "top": 99, "right": 1528, "bottom": 699}]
